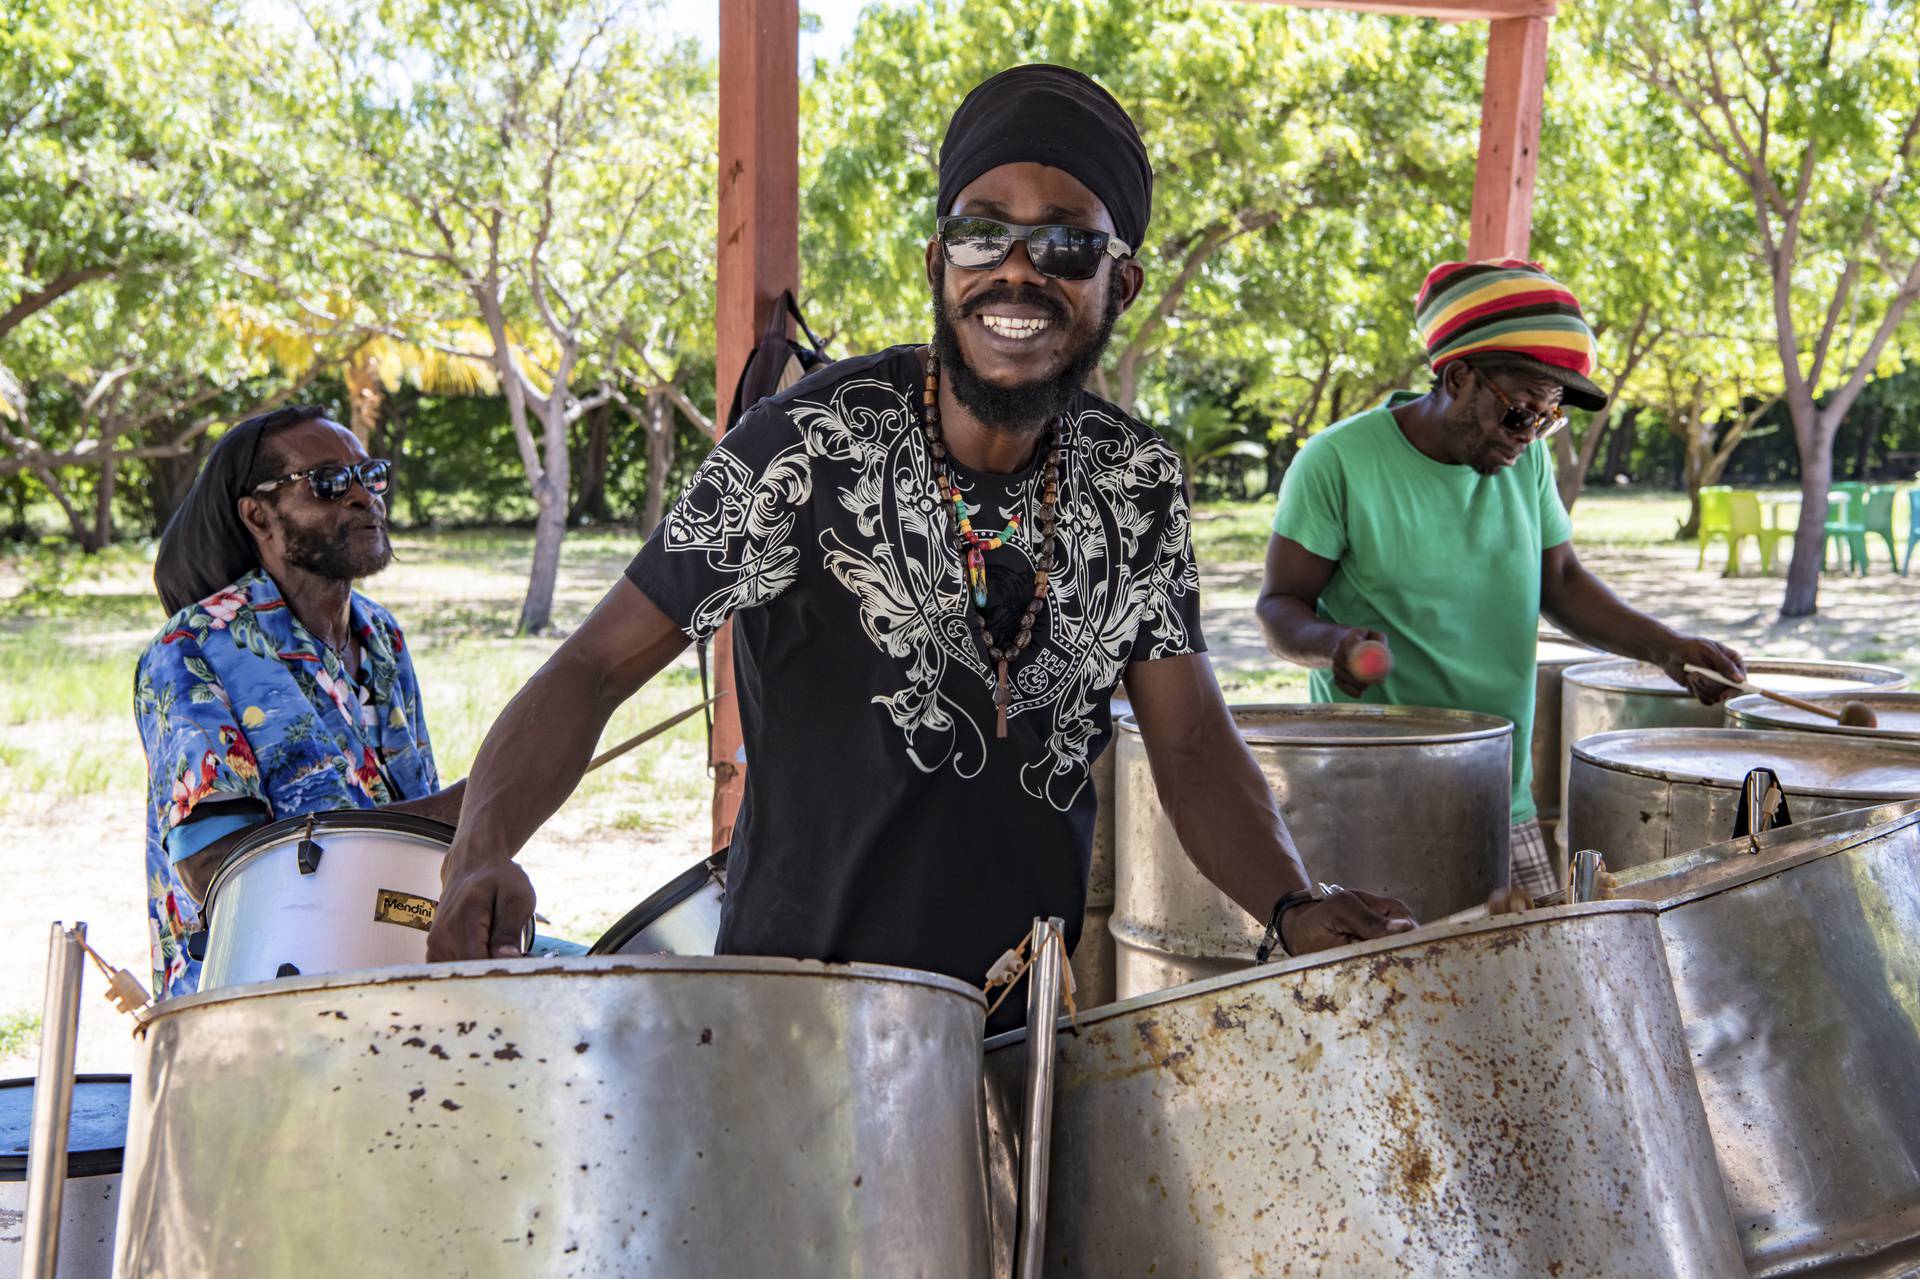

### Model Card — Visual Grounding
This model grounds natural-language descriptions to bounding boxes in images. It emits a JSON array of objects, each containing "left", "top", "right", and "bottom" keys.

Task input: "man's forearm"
[
  {"left": 452, "top": 652, "right": 625, "bottom": 867},
  {"left": 1256, "top": 593, "right": 1347, "bottom": 668},
  {"left": 1144, "top": 725, "right": 1313, "bottom": 921},
  {"left": 1543, "top": 564, "right": 1681, "bottom": 665}
]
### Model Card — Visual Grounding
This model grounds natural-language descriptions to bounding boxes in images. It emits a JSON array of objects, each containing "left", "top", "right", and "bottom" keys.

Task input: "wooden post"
[
  {"left": 1467, "top": 15, "right": 1550, "bottom": 260},
  {"left": 711, "top": 0, "right": 799, "bottom": 850}
]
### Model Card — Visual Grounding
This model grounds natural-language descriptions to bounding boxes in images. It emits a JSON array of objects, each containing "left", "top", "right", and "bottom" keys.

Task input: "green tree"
[{"left": 1596, "top": 0, "right": 1920, "bottom": 615}]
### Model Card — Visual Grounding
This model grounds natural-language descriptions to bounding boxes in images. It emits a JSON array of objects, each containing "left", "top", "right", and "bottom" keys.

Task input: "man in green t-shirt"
[{"left": 1256, "top": 260, "right": 1745, "bottom": 899}]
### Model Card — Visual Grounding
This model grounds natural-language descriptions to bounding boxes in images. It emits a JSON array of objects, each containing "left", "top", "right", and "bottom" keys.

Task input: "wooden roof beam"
[{"left": 1246, "top": 0, "right": 1556, "bottom": 23}]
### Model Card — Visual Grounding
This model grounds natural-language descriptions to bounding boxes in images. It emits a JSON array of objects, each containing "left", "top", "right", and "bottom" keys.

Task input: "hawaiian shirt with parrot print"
[{"left": 133, "top": 569, "right": 438, "bottom": 998}]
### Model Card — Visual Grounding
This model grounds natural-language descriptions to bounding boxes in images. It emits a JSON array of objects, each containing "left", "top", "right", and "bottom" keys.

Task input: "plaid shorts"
[{"left": 1510, "top": 817, "right": 1559, "bottom": 900}]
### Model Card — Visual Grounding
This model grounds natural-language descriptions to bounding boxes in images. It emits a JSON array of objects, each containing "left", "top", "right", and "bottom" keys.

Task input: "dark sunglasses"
[
  {"left": 1472, "top": 368, "right": 1568, "bottom": 443},
  {"left": 253, "top": 458, "right": 392, "bottom": 501},
  {"left": 937, "top": 215, "right": 1133, "bottom": 281}
]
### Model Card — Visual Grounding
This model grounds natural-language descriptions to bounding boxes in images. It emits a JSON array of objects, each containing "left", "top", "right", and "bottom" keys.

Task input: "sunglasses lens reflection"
[{"left": 942, "top": 218, "right": 1013, "bottom": 269}]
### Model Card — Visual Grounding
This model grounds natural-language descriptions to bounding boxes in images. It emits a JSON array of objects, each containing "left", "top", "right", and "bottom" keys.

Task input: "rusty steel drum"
[
  {"left": 1534, "top": 633, "right": 1600, "bottom": 838},
  {"left": 1566, "top": 728, "right": 1920, "bottom": 869},
  {"left": 1604, "top": 801, "right": 1920, "bottom": 1277},
  {"left": 1111, "top": 705, "right": 1511, "bottom": 999},
  {"left": 1071, "top": 697, "right": 1129, "bottom": 1009},
  {"left": 983, "top": 903, "right": 1744, "bottom": 1278},
  {"left": 111, "top": 956, "right": 991, "bottom": 1278},
  {"left": 1559, "top": 659, "right": 1908, "bottom": 836},
  {"left": 1725, "top": 690, "right": 1920, "bottom": 743}
]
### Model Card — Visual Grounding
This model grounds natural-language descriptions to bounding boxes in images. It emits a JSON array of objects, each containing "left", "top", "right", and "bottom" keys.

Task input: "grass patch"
[{"left": 0, "top": 1010, "right": 40, "bottom": 1059}]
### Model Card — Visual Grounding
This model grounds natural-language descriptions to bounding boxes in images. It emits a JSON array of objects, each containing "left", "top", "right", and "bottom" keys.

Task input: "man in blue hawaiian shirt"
[{"left": 134, "top": 404, "right": 461, "bottom": 997}]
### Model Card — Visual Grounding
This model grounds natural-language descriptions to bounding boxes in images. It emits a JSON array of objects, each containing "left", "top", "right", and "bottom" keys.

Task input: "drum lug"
[
  {"left": 186, "top": 930, "right": 208, "bottom": 962},
  {"left": 276, "top": 963, "right": 301, "bottom": 978},
  {"left": 297, "top": 837, "right": 324, "bottom": 875}
]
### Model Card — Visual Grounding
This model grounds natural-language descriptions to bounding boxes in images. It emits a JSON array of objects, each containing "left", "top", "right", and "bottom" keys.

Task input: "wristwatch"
[{"left": 1255, "top": 882, "right": 1343, "bottom": 963}]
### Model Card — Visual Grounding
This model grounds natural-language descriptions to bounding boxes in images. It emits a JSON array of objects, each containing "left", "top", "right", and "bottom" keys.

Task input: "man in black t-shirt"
[{"left": 428, "top": 64, "right": 1415, "bottom": 1023}]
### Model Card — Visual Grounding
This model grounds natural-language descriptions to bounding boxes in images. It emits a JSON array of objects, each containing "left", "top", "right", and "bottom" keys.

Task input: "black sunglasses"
[
  {"left": 1471, "top": 368, "right": 1568, "bottom": 443},
  {"left": 253, "top": 458, "right": 392, "bottom": 501},
  {"left": 937, "top": 216, "right": 1133, "bottom": 281}
]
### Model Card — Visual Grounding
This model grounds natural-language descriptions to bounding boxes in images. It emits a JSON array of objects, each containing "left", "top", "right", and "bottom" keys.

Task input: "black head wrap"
[
  {"left": 153, "top": 404, "right": 326, "bottom": 615},
  {"left": 937, "top": 64, "right": 1153, "bottom": 251}
]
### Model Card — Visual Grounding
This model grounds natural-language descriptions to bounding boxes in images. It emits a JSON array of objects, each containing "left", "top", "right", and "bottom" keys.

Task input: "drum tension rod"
[{"left": 297, "top": 813, "right": 324, "bottom": 876}]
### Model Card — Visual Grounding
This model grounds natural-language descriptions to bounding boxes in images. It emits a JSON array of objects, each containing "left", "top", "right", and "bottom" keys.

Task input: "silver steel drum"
[
  {"left": 1112, "top": 704, "right": 1511, "bottom": 998},
  {"left": 1605, "top": 801, "right": 1920, "bottom": 1277},
  {"left": 587, "top": 852, "right": 725, "bottom": 956},
  {"left": 1, "top": 1075, "right": 127, "bottom": 1279},
  {"left": 1726, "top": 690, "right": 1920, "bottom": 743},
  {"left": 982, "top": 903, "right": 1744, "bottom": 1278},
  {"left": 1559, "top": 659, "right": 1909, "bottom": 835},
  {"left": 1566, "top": 728, "right": 1920, "bottom": 869},
  {"left": 1071, "top": 692, "right": 1130, "bottom": 1009},
  {"left": 1533, "top": 632, "right": 1600, "bottom": 834},
  {"left": 112, "top": 956, "right": 990, "bottom": 1278}
]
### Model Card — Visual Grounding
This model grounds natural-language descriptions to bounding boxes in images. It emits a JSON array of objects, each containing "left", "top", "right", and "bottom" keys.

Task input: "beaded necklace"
[{"left": 920, "top": 348, "right": 1062, "bottom": 738}]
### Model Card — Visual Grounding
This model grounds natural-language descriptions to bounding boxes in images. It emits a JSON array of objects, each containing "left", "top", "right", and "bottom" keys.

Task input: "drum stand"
[{"left": 22, "top": 921, "right": 87, "bottom": 1279}]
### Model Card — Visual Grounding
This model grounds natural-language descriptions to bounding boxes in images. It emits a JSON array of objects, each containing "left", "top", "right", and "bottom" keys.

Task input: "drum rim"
[
  {"left": 204, "top": 808, "right": 456, "bottom": 915},
  {"left": 1726, "top": 690, "right": 1920, "bottom": 738},
  {"left": 1564, "top": 656, "right": 1909, "bottom": 696},
  {"left": 983, "top": 899, "right": 1655, "bottom": 1051},
  {"left": 136, "top": 953, "right": 988, "bottom": 1023},
  {"left": 1569, "top": 727, "right": 1920, "bottom": 796},
  {"left": 1117, "top": 703, "right": 1512, "bottom": 747},
  {"left": 0, "top": 1073, "right": 132, "bottom": 1180},
  {"left": 588, "top": 852, "right": 727, "bottom": 955}
]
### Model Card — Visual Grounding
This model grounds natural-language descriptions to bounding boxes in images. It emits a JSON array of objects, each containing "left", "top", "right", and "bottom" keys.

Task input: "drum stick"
[
  {"left": 584, "top": 693, "right": 728, "bottom": 774},
  {"left": 1683, "top": 663, "right": 1868, "bottom": 725}
]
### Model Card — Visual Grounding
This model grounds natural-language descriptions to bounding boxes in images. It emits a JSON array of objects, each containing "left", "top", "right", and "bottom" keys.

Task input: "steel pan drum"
[
  {"left": 1112, "top": 705, "right": 1511, "bottom": 998},
  {"left": 1559, "top": 659, "right": 1908, "bottom": 835},
  {"left": 1, "top": 1075, "right": 128, "bottom": 1279},
  {"left": 1070, "top": 695, "right": 1129, "bottom": 1009},
  {"left": 1605, "top": 801, "right": 1920, "bottom": 1277},
  {"left": 1534, "top": 633, "right": 1599, "bottom": 833},
  {"left": 1726, "top": 690, "right": 1920, "bottom": 743},
  {"left": 1566, "top": 728, "right": 1920, "bottom": 868},
  {"left": 112, "top": 956, "right": 990, "bottom": 1278},
  {"left": 983, "top": 903, "right": 1743, "bottom": 1278},
  {"left": 587, "top": 853, "right": 725, "bottom": 956}
]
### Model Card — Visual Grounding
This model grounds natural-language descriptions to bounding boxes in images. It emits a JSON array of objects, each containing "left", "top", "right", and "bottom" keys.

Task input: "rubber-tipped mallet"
[
  {"left": 1683, "top": 663, "right": 1879, "bottom": 729},
  {"left": 1349, "top": 639, "right": 1393, "bottom": 684}
]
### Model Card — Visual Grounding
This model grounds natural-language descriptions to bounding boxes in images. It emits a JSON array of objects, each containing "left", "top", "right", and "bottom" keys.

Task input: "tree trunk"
[
  {"left": 642, "top": 390, "right": 676, "bottom": 534},
  {"left": 343, "top": 353, "right": 384, "bottom": 446},
  {"left": 147, "top": 451, "right": 200, "bottom": 535},
  {"left": 36, "top": 466, "right": 99, "bottom": 552},
  {"left": 1782, "top": 412, "right": 1834, "bottom": 617},
  {"left": 1551, "top": 430, "right": 1581, "bottom": 510},
  {"left": 570, "top": 399, "right": 613, "bottom": 526},
  {"left": 93, "top": 455, "right": 116, "bottom": 550},
  {"left": 517, "top": 398, "right": 573, "bottom": 636},
  {"left": 1603, "top": 406, "right": 1640, "bottom": 480}
]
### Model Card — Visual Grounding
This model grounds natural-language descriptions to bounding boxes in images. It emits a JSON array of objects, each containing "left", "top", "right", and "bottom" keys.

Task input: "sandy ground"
[{"left": 6, "top": 534, "right": 1916, "bottom": 1077}]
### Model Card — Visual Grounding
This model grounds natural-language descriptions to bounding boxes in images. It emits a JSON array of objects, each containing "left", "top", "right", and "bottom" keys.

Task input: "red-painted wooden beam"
[
  {"left": 1467, "top": 15, "right": 1551, "bottom": 259},
  {"left": 710, "top": 0, "right": 799, "bottom": 850}
]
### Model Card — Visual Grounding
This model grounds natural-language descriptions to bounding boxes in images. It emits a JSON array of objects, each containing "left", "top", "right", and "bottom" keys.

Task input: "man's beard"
[
  {"left": 930, "top": 263, "right": 1125, "bottom": 431},
  {"left": 276, "top": 511, "right": 392, "bottom": 581}
]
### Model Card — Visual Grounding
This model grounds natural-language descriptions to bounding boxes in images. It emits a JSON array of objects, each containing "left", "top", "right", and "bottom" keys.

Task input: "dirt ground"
[{"left": 7, "top": 533, "right": 1916, "bottom": 1078}]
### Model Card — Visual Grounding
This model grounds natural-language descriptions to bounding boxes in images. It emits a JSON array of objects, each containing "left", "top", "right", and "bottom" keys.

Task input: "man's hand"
[
  {"left": 1330, "top": 628, "right": 1392, "bottom": 698},
  {"left": 1280, "top": 888, "right": 1418, "bottom": 955},
  {"left": 1661, "top": 637, "right": 1747, "bottom": 705},
  {"left": 427, "top": 857, "right": 536, "bottom": 961}
]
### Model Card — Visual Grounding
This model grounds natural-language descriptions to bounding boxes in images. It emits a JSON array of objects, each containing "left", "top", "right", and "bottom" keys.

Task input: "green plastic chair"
[
  {"left": 1728, "top": 491, "right": 1793, "bottom": 574},
  {"left": 1697, "top": 487, "right": 1737, "bottom": 572},
  {"left": 1824, "top": 487, "right": 1868, "bottom": 575},
  {"left": 1859, "top": 486, "right": 1901, "bottom": 570},
  {"left": 1905, "top": 489, "right": 1920, "bottom": 576}
]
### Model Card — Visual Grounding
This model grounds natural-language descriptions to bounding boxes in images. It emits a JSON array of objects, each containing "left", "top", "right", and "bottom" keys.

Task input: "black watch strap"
[{"left": 1256, "top": 888, "right": 1321, "bottom": 963}]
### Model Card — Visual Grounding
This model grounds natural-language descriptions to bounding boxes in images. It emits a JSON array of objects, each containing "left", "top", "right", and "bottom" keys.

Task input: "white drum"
[
  {"left": 195, "top": 811, "right": 525, "bottom": 989},
  {"left": 1, "top": 1074, "right": 128, "bottom": 1279},
  {"left": 589, "top": 853, "right": 726, "bottom": 956}
]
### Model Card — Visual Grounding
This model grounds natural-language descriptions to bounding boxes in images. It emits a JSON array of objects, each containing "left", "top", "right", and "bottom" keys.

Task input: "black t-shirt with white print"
[{"left": 627, "top": 345, "right": 1204, "bottom": 1027}]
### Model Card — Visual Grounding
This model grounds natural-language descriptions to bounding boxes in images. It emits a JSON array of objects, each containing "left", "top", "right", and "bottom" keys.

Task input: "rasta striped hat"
[{"left": 1414, "top": 259, "right": 1606, "bottom": 411}]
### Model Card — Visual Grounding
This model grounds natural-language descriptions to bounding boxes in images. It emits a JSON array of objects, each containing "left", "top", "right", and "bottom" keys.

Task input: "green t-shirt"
[{"left": 1270, "top": 394, "right": 1573, "bottom": 823}]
